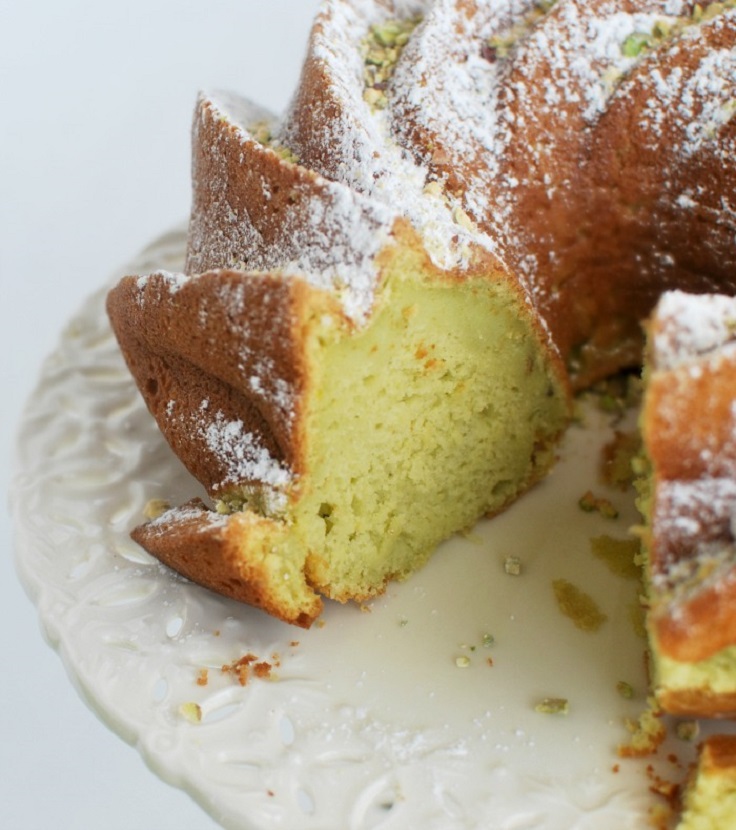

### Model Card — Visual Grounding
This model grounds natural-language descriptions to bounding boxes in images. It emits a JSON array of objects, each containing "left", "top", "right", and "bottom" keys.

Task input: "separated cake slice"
[{"left": 639, "top": 291, "right": 736, "bottom": 716}]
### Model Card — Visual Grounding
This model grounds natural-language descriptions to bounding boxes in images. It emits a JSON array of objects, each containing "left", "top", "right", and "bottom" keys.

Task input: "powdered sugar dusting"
[
  {"left": 163, "top": 401, "right": 293, "bottom": 497},
  {"left": 652, "top": 477, "right": 736, "bottom": 596},
  {"left": 189, "top": 91, "right": 396, "bottom": 324},
  {"left": 193, "top": 0, "right": 736, "bottom": 335},
  {"left": 136, "top": 270, "right": 190, "bottom": 296},
  {"left": 280, "top": 0, "right": 735, "bottom": 326},
  {"left": 281, "top": 0, "right": 504, "bottom": 274},
  {"left": 201, "top": 411, "right": 291, "bottom": 490},
  {"left": 639, "top": 14, "right": 736, "bottom": 157},
  {"left": 651, "top": 290, "right": 736, "bottom": 371},
  {"left": 524, "top": 7, "right": 677, "bottom": 123},
  {"left": 147, "top": 503, "right": 231, "bottom": 532}
]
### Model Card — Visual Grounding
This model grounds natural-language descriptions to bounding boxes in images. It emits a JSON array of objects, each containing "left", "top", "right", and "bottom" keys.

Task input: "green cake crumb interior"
[
  {"left": 224, "top": 243, "right": 569, "bottom": 611},
  {"left": 678, "top": 737, "right": 736, "bottom": 830},
  {"left": 302, "top": 248, "right": 568, "bottom": 601}
]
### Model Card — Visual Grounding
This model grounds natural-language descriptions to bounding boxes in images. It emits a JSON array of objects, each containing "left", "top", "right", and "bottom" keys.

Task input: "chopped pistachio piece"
[
  {"left": 535, "top": 697, "right": 569, "bottom": 715},
  {"left": 651, "top": 20, "right": 672, "bottom": 39},
  {"left": 143, "top": 498, "right": 170, "bottom": 520},
  {"left": 455, "top": 655, "right": 471, "bottom": 668},
  {"left": 363, "top": 87, "right": 388, "bottom": 109},
  {"left": 601, "top": 429, "right": 641, "bottom": 490},
  {"left": 578, "top": 490, "right": 619, "bottom": 519},
  {"left": 250, "top": 120, "right": 272, "bottom": 145},
  {"left": 621, "top": 31, "right": 652, "bottom": 57},
  {"left": 271, "top": 144, "right": 300, "bottom": 164},
  {"left": 617, "top": 680, "right": 634, "bottom": 699},
  {"left": 372, "top": 19, "right": 410, "bottom": 47},
  {"left": 504, "top": 555, "right": 522, "bottom": 576},
  {"left": 675, "top": 720, "right": 700, "bottom": 742},
  {"left": 247, "top": 119, "right": 298, "bottom": 164},
  {"left": 179, "top": 702, "right": 202, "bottom": 723},
  {"left": 423, "top": 180, "right": 443, "bottom": 198},
  {"left": 360, "top": 16, "right": 421, "bottom": 109},
  {"left": 620, "top": 2, "right": 736, "bottom": 60},
  {"left": 452, "top": 205, "right": 476, "bottom": 231}
]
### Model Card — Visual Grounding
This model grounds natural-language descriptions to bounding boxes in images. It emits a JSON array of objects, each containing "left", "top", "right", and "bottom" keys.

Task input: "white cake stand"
[{"left": 12, "top": 230, "right": 715, "bottom": 829}]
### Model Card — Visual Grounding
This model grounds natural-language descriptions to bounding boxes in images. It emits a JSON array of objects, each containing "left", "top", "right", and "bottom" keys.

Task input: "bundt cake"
[
  {"left": 107, "top": 0, "right": 736, "bottom": 640},
  {"left": 639, "top": 291, "right": 736, "bottom": 717}
]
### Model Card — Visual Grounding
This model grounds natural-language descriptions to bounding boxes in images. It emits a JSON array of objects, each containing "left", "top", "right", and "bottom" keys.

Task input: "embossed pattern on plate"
[{"left": 12, "top": 231, "right": 717, "bottom": 829}]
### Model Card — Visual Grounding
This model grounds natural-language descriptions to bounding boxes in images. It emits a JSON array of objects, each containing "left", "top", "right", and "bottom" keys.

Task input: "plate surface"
[{"left": 12, "top": 230, "right": 723, "bottom": 829}]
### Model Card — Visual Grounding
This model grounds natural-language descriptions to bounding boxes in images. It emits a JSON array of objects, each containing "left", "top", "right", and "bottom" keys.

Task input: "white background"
[{"left": 1, "top": 2, "right": 319, "bottom": 827}]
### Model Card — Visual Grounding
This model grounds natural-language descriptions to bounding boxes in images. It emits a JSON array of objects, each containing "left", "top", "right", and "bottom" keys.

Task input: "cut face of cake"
[{"left": 639, "top": 292, "right": 736, "bottom": 717}]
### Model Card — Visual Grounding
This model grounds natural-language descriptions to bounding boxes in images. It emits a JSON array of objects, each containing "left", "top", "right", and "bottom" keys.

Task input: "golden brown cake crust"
[
  {"left": 133, "top": 499, "right": 322, "bottom": 627},
  {"left": 563, "top": 5, "right": 736, "bottom": 378},
  {"left": 186, "top": 92, "right": 395, "bottom": 304},
  {"left": 699, "top": 734, "right": 736, "bottom": 774},
  {"left": 658, "top": 689, "right": 736, "bottom": 719},
  {"left": 107, "top": 268, "right": 317, "bottom": 496}
]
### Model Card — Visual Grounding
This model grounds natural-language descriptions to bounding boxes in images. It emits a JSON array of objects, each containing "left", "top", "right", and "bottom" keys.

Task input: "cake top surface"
[
  {"left": 279, "top": 0, "right": 736, "bottom": 311},
  {"left": 286, "top": 0, "right": 502, "bottom": 267},
  {"left": 191, "top": 91, "right": 396, "bottom": 324},
  {"left": 179, "top": 0, "right": 736, "bottom": 342}
]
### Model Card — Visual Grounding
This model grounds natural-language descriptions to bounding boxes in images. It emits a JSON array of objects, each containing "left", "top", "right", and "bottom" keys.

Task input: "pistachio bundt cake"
[{"left": 107, "top": 0, "right": 736, "bottom": 641}]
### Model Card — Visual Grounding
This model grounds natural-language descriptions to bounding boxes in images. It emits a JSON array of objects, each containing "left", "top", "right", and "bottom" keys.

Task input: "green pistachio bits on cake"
[
  {"left": 504, "top": 555, "right": 522, "bottom": 575},
  {"left": 621, "top": 31, "right": 654, "bottom": 57},
  {"left": 621, "top": 2, "right": 736, "bottom": 58},
  {"left": 247, "top": 119, "right": 299, "bottom": 164},
  {"left": 484, "top": 0, "right": 557, "bottom": 60},
  {"left": 143, "top": 498, "right": 171, "bottom": 520},
  {"left": 178, "top": 702, "right": 202, "bottom": 723},
  {"left": 361, "top": 16, "right": 421, "bottom": 108},
  {"left": 602, "top": 429, "right": 641, "bottom": 490}
]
